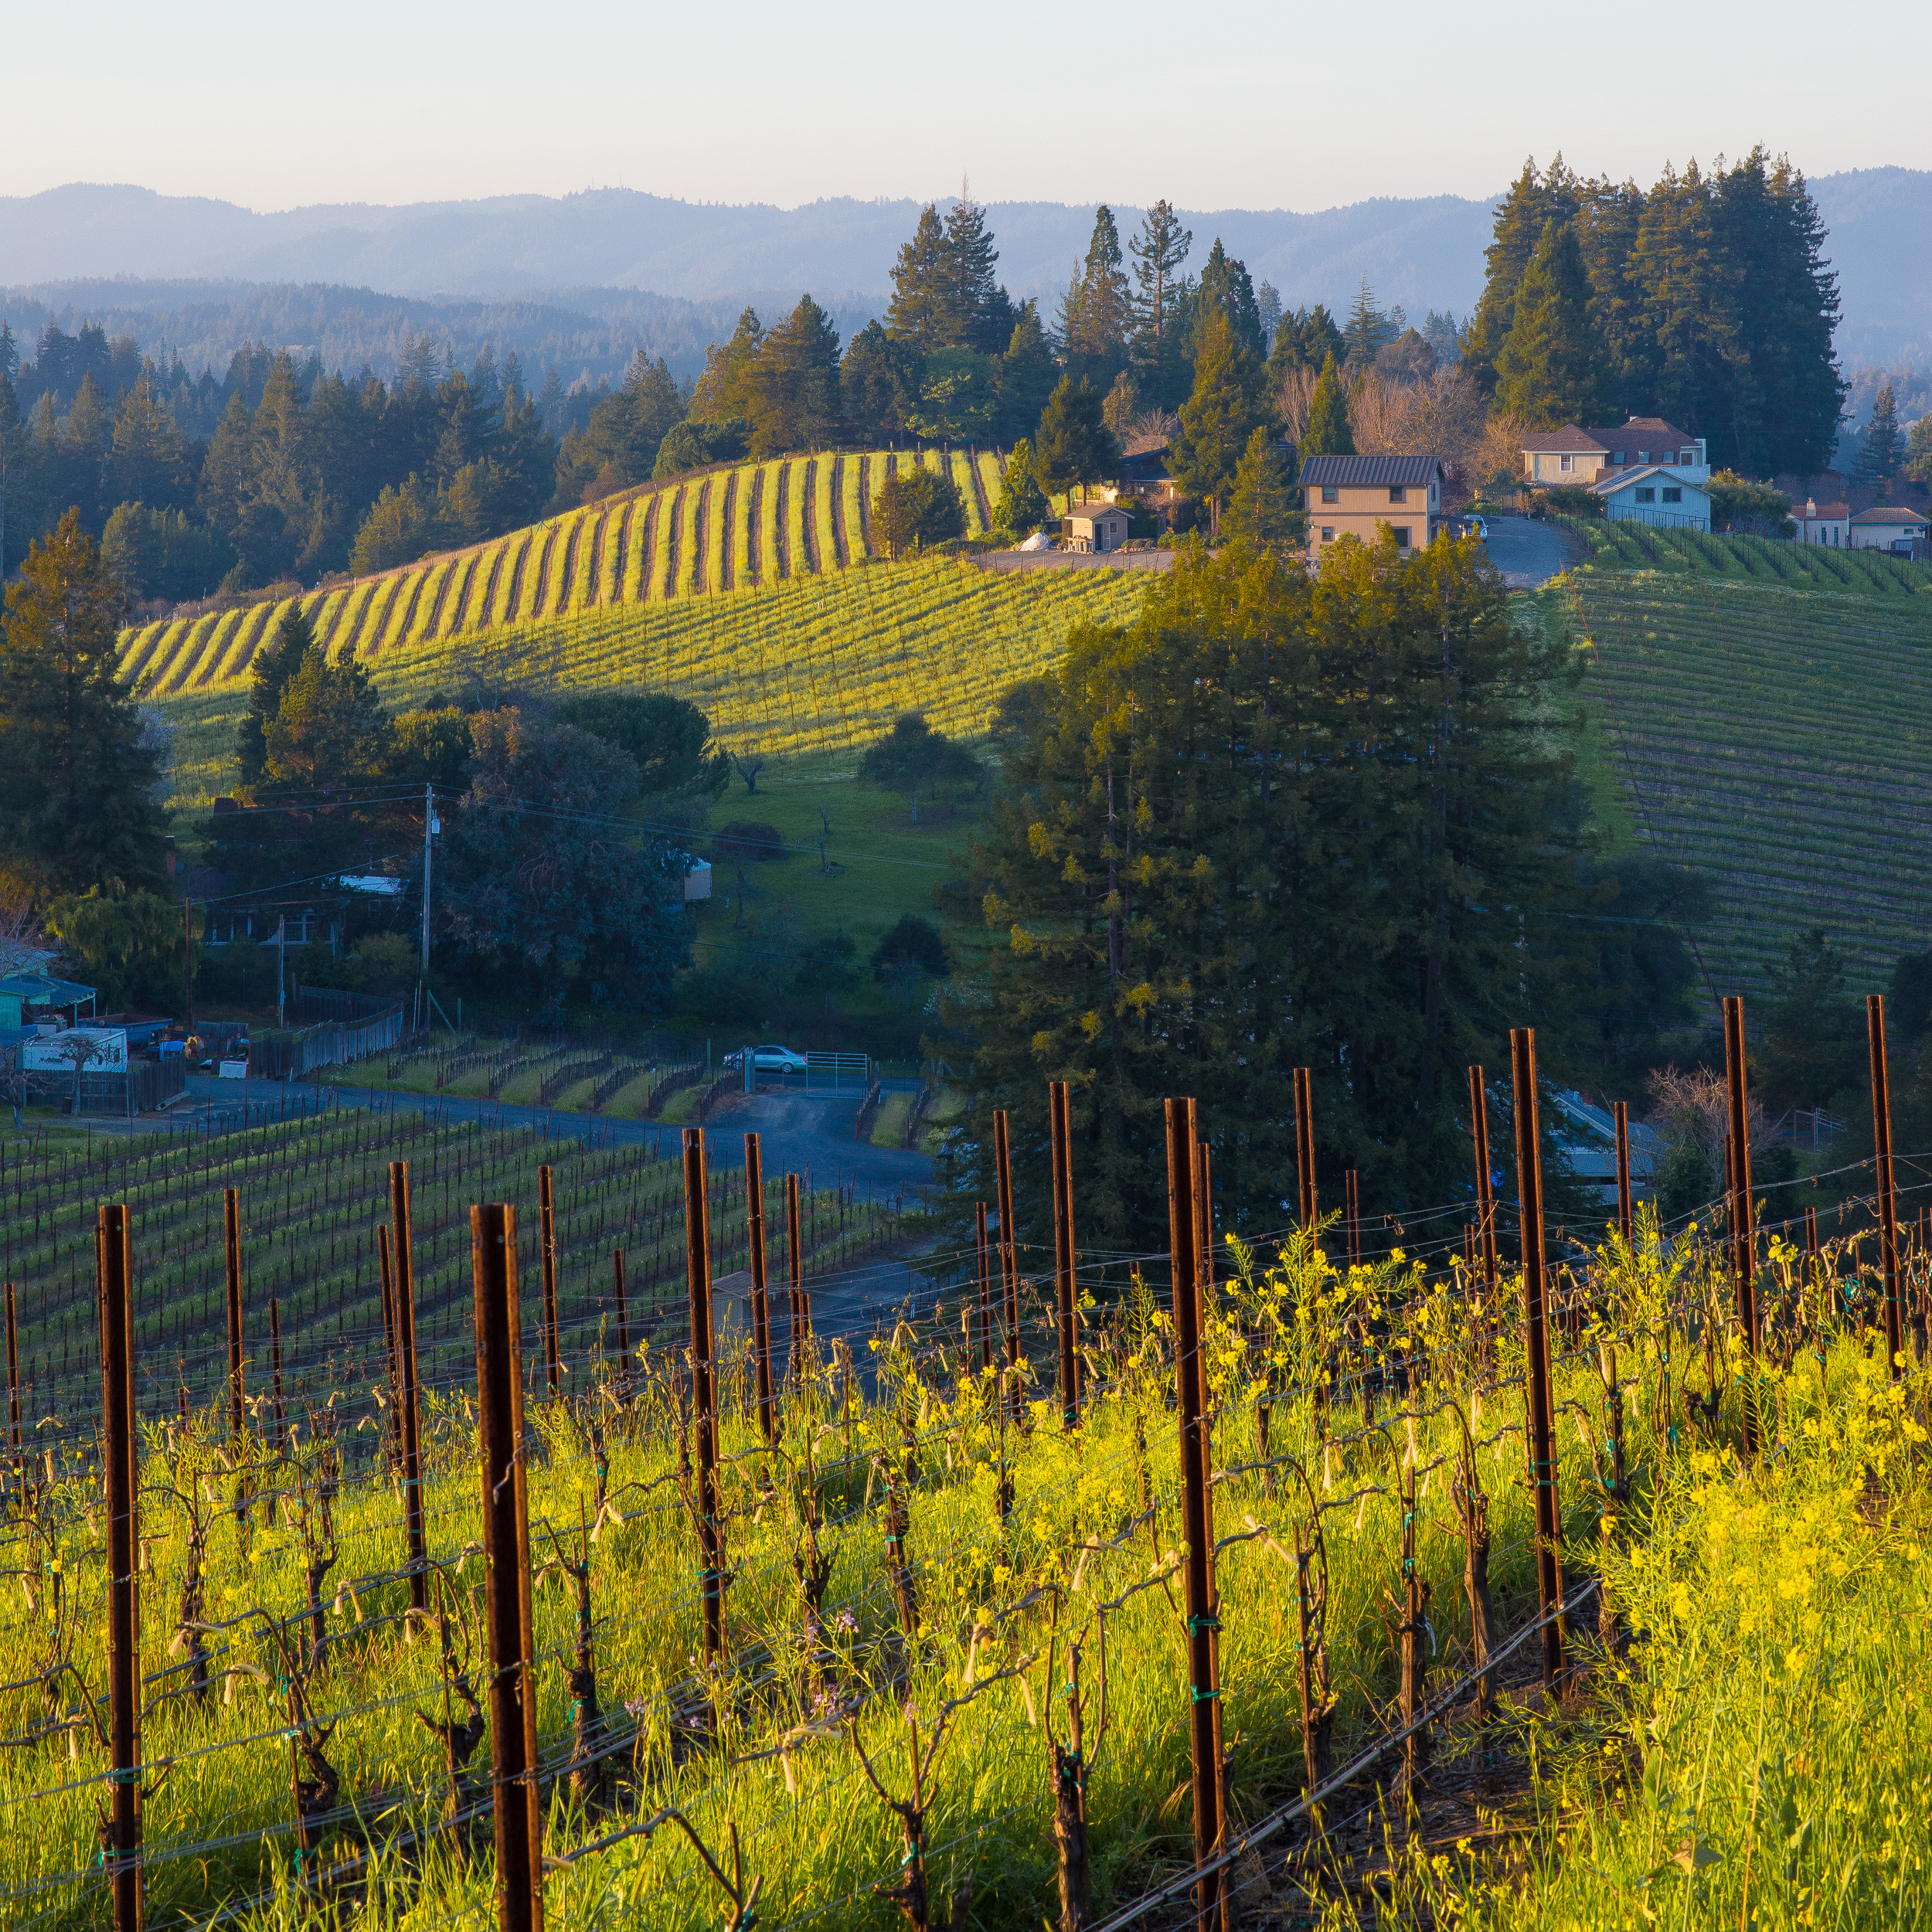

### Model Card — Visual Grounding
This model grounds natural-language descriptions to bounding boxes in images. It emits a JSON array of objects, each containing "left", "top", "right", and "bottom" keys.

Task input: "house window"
[
  {"left": 1662, "top": 487, "right": 1682, "bottom": 505},
  {"left": 1611, "top": 451, "right": 1624, "bottom": 465},
  {"left": 1320, "top": 527, "right": 1335, "bottom": 543},
  {"left": 1321, "top": 485, "right": 1338, "bottom": 504},
  {"left": 1392, "top": 526, "right": 1410, "bottom": 549},
  {"left": 1389, "top": 485, "right": 1406, "bottom": 503},
  {"left": 1560, "top": 454, "right": 1573, "bottom": 474},
  {"left": 1635, "top": 487, "right": 1656, "bottom": 505}
]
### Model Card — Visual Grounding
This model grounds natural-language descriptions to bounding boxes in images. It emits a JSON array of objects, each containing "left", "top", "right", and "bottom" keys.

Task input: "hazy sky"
[{"left": 10, "top": 0, "right": 1921, "bottom": 213}]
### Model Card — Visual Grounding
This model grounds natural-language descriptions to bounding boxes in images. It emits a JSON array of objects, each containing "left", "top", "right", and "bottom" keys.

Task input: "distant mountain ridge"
[{"left": 2, "top": 170, "right": 1925, "bottom": 367}]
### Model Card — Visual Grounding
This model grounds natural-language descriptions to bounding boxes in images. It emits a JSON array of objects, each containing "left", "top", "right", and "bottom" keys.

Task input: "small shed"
[
  {"left": 0, "top": 971, "right": 97, "bottom": 1030},
  {"left": 1061, "top": 502, "right": 1131, "bottom": 553}
]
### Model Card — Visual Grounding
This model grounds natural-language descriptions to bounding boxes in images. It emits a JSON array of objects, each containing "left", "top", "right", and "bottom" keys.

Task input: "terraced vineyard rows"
[
  {"left": 1574, "top": 564, "right": 1932, "bottom": 992},
  {"left": 121, "top": 448, "right": 1008, "bottom": 699}
]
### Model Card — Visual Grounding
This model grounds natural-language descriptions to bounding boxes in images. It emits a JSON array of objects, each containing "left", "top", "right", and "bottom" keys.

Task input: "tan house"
[
  {"left": 1061, "top": 501, "right": 1131, "bottom": 552},
  {"left": 1522, "top": 417, "right": 1708, "bottom": 485},
  {"left": 1304, "top": 454, "right": 1445, "bottom": 556}
]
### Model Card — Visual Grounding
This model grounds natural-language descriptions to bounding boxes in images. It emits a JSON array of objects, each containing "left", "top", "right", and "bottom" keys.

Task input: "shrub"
[{"left": 1538, "top": 484, "right": 1604, "bottom": 518}]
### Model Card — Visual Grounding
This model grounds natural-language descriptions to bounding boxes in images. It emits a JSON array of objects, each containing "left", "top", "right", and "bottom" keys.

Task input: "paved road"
[
  {"left": 175, "top": 1073, "right": 937, "bottom": 1202},
  {"left": 1482, "top": 515, "right": 1578, "bottom": 589}
]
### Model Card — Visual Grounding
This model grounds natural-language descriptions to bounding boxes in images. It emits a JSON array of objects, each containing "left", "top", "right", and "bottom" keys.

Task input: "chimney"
[{"left": 165, "top": 835, "right": 176, "bottom": 883}]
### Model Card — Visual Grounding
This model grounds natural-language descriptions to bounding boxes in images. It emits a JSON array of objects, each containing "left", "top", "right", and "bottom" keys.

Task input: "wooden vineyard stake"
[
  {"left": 1293, "top": 1066, "right": 1317, "bottom": 1232},
  {"left": 611, "top": 1248, "right": 631, "bottom": 1394},
  {"left": 1196, "top": 1139, "right": 1213, "bottom": 1291},
  {"left": 378, "top": 1225, "right": 401, "bottom": 1468},
  {"left": 223, "top": 1186, "right": 245, "bottom": 1443},
  {"left": 1165, "top": 1096, "right": 1226, "bottom": 1932},
  {"left": 784, "top": 1173, "right": 808, "bottom": 1376},
  {"left": 269, "top": 1298, "right": 287, "bottom": 1453},
  {"left": 99, "top": 1204, "right": 143, "bottom": 1932},
  {"left": 1509, "top": 1029, "right": 1566, "bottom": 1689},
  {"left": 1468, "top": 1066, "right": 1500, "bottom": 1375},
  {"left": 1345, "top": 1168, "right": 1361, "bottom": 1270},
  {"left": 471, "top": 1202, "right": 543, "bottom": 1932},
  {"left": 975, "top": 1201, "right": 993, "bottom": 1375},
  {"left": 1049, "top": 1080, "right": 1080, "bottom": 1429},
  {"left": 995, "top": 1109, "right": 1021, "bottom": 1418},
  {"left": 744, "top": 1134, "right": 776, "bottom": 1444},
  {"left": 1613, "top": 1101, "right": 1634, "bottom": 1250},
  {"left": 5, "top": 1281, "right": 19, "bottom": 1495},
  {"left": 538, "top": 1164, "right": 561, "bottom": 1396},
  {"left": 1868, "top": 995, "right": 1903, "bottom": 1374},
  {"left": 684, "top": 1129, "right": 725, "bottom": 1667},
  {"left": 1722, "top": 997, "right": 1760, "bottom": 1351},
  {"left": 388, "top": 1164, "right": 427, "bottom": 1614}
]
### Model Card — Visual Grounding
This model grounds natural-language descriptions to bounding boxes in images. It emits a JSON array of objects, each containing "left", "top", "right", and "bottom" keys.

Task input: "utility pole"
[
  {"left": 420, "top": 784, "right": 435, "bottom": 980},
  {"left": 276, "top": 915, "right": 286, "bottom": 1032},
  {"left": 182, "top": 898, "right": 194, "bottom": 1034}
]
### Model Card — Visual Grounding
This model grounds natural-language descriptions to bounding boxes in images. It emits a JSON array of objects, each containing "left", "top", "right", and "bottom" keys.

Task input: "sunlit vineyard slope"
[{"left": 119, "top": 447, "right": 1006, "bottom": 702}]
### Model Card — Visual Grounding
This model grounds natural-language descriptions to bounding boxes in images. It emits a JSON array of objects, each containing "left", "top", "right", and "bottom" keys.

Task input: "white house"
[
  {"left": 1591, "top": 464, "right": 1711, "bottom": 531},
  {"left": 1061, "top": 502, "right": 1131, "bottom": 552},
  {"left": 1848, "top": 505, "right": 1929, "bottom": 553},
  {"left": 1792, "top": 495, "right": 1850, "bottom": 546}
]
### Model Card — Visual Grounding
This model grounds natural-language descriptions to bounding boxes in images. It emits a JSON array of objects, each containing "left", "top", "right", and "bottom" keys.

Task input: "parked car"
[{"left": 722, "top": 1043, "right": 809, "bottom": 1074}]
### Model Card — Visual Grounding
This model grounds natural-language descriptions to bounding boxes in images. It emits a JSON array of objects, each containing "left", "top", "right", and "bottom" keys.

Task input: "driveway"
[{"left": 1481, "top": 515, "right": 1579, "bottom": 589}]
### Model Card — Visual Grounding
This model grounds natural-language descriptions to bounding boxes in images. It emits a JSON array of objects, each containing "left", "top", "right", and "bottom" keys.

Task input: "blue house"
[{"left": 1591, "top": 464, "right": 1711, "bottom": 532}]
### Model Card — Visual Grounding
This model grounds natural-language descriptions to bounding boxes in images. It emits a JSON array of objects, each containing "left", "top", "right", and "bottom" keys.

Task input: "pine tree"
[
  {"left": 1058, "top": 207, "right": 1134, "bottom": 384},
  {"left": 1463, "top": 156, "right": 1583, "bottom": 393},
  {"left": 753, "top": 295, "right": 842, "bottom": 455},
  {"left": 1171, "top": 311, "right": 1274, "bottom": 522},
  {"left": 1033, "top": 377, "right": 1118, "bottom": 507},
  {"left": 1298, "top": 353, "right": 1355, "bottom": 464},
  {"left": 1128, "top": 199, "right": 1193, "bottom": 403},
  {"left": 995, "top": 301, "right": 1059, "bottom": 445},
  {"left": 887, "top": 205, "right": 955, "bottom": 349},
  {"left": 1221, "top": 425, "right": 1298, "bottom": 551},
  {"left": 1342, "top": 279, "right": 1396, "bottom": 369},
  {"left": 237, "top": 605, "right": 317, "bottom": 788},
  {"left": 943, "top": 188, "right": 1009, "bottom": 354},
  {"left": 0, "top": 510, "right": 167, "bottom": 893},
  {"left": 944, "top": 537, "right": 1584, "bottom": 1252},
  {"left": 992, "top": 439, "right": 1051, "bottom": 534},
  {"left": 1494, "top": 221, "right": 1608, "bottom": 427},
  {"left": 1257, "top": 281, "right": 1283, "bottom": 345},
  {"left": 263, "top": 641, "right": 393, "bottom": 793},
  {"left": 107, "top": 369, "right": 191, "bottom": 509},
  {"left": 1855, "top": 383, "right": 1902, "bottom": 484},
  {"left": 1194, "top": 240, "right": 1267, "bottom": 360},
  {"left": 691, "top": 309, "right": 764, "bottom": 427},
  {"left": 1626, "top": 162, "right": 1731, "bottom": 458}
]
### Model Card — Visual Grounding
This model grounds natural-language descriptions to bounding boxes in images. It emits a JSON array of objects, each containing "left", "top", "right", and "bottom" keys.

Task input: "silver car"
[{"left": 724, "top": 1043, "right": 809, "bottom": 1074}]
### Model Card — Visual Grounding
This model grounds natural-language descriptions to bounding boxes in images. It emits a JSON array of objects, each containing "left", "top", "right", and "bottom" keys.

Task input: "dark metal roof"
[{"left": 1299, "top": 454, "right": 1442, "bottom": 487}]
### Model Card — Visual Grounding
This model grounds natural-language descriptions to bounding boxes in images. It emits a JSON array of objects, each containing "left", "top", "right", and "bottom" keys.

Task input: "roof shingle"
[{"left": 1300, "top": 454, "right": 1442, "bottom": 488}]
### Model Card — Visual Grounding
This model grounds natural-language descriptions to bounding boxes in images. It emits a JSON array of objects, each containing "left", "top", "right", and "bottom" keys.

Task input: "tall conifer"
[
  {"left": 1298, "top": 353, "right": 1355, "bottom": 464},
  {"left": 1494, "top": 221, "right": 1608, "bottom": 427}
]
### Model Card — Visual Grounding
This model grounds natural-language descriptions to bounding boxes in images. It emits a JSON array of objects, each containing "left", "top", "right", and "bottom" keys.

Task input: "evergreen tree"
[
  {"left": 1194, "top": 240, "right": 1267, "bottom": 361},
  {"left": 262, "top": 640, "right": 393, "bottom": 792},
  {"left": 1222, "top": 425, "right": 1298, "bottom": 551},
  {"left": 752, "top": 294, "right": 842, "bottom": 455},
  {"left": 1032, "top": 376, "right": 1118, "bottom": 507},
  {"left": 1342, "top": 278, "right": 1397, "bottom": 368},
  {"left": 1128, "top": 199, "right": 1193, "bottom": 404},
  {"left": 1855, "top": 383, "right": 1902, "bottom": 484},
  {"left": 942, "top": 188, "right": 1012, "bottom": 354},
  {"left": 994, "top": 302, "right": 1057, "bottom": 444},
  {"left": 691, "top": 310, "right": 764, "bottom": 428},
  {"left": 1494, "top": 221, "right": 1608, "bottom": 427},
  {"left": 1463, "top": 156, "right": 1583, "bottom": 393},
  {"left": 1298, "top": 352, "right": 1355, "bottom": 464},
  {"left": 841, "top": 322, "right": 925, "bottom": 442},
  {"left": 0, "top": 510, "right": 166, "bottom": 893},
  {"left": 992, "top": 439, "right": 1051, "bottom": 533},
  {"left": 237, "top": 603, "right": 315, "bottom": 789},
  {"left": 887, "top": 204, "right": 956, "bottom": 349},
  {"left": 107, "top": 369, "right": 192, "bottom": 510},
  {"left": 942, "top": 537, "right": 1585, "bottom": 1253},
  {"left": 1257, "top": 281, "right": 1283, "bottom": 345},
  {"left": 1265, "top": 304, "right": 1345, "bottom": 390},
  {"left": 1171, "top": 311, "right": 1274, "bottom": 522},
  {"left": 1757, "top": 927, "right": 1866, "bottom": 1111},
  {"left": 1058, "top": 207, "right": 1134, "bottom": 386}
]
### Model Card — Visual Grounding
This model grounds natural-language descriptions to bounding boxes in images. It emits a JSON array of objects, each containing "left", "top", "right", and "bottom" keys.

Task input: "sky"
[{"left": 9, "top": 0, "right": 1924, "bottom": 215}]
